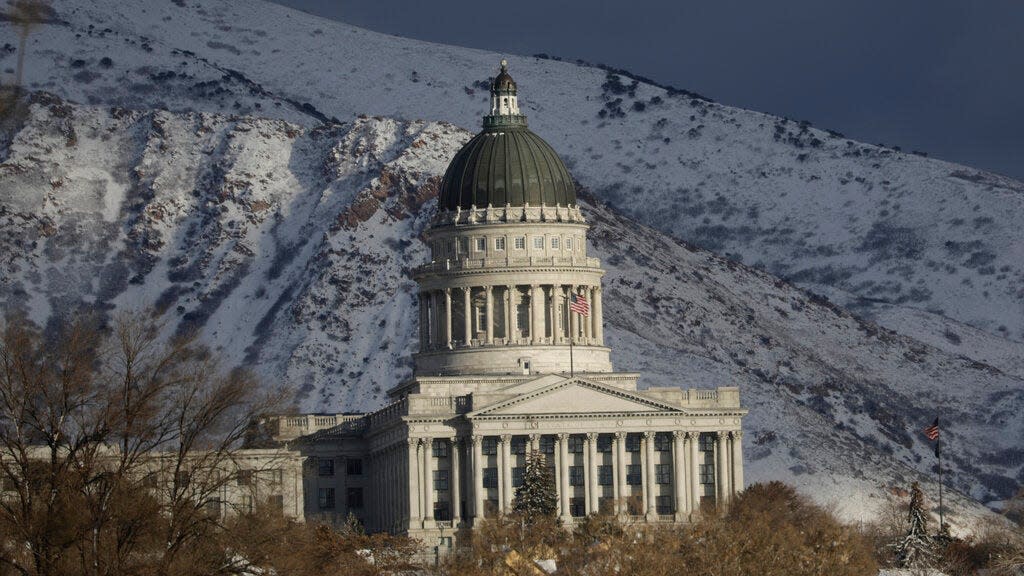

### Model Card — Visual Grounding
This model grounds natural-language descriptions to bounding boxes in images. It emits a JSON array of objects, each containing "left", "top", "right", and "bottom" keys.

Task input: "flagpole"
[
  {"left": 937, "top": 424, "right": 945, "bottom": 531},
  {"left": 569, "top": 332, "right": 574, "bottom": 378}
]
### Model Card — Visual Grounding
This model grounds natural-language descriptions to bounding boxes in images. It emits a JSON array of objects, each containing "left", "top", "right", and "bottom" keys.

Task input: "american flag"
[
  {"left": 923, "top": 418, "right": 940, "bottom": 441},
  {"left": 569, "top": 293, "right": 590, "bottom": 316}
]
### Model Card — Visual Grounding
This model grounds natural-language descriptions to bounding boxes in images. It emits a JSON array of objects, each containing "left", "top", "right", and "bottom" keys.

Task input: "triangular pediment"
[{"left": 469, "top": 377, "right": 681, "bottom": 417}]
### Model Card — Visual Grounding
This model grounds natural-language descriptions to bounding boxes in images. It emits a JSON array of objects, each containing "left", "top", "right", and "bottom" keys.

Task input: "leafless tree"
[{"left": 0, "top": 312, "right": 284, "bottom": 576}]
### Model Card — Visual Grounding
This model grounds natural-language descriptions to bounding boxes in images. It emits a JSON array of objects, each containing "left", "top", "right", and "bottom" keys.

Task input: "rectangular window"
[
  {"left": 510, "top": 436, "right": 528, "bottom": 455},
  {"left": 699, "top": 432, "right": 716, "bottom": 452},
  {"left": 570, "top": 497, "right": 586, "bottom": 518},
  {"left": 598, "top": 465, "right": 613, "bottom": 486},
  {"left": 434, "top": 502, "right": 451, "bottom": 521},
  {"left": 482, "top": 437, "right": 498, "bottom": 455},
  {"left": 318, "top": 487, "right": 336, "bottom": 510},
  {"left": 655, "top": 432, "right": 672, "bottom": 452},
  {"left": 569, "top": 466, "right": 584, "bottom": 487},
  {"left": 347, "top": 487, "right": 363, "bottom": 509},
  {"left": 566, "top": 237, "right": 573, "bottom": 251},
  {"left": 656, "top": 464, "right": 672, "bottom": 485},
  {"left": 568, "top": 435, "right": 584, "bottom": 454},
  {"left": 539, "top": 436, "right": 555, "bottom": 454},
  {"left": 533, "top": 237, "right": 544, "bottom": 250},
  {"left": 626, "top": 464, "right": 642, "bottom": 486},
  {"left": 175, "top": 470, "right": 190, "bottom": 487},
  {"left": 264, "top": 469, "right": 283, "bottom": 485},
  {"left": 483, "top": 467, "right": 498, "bottom": 488},
  {"left": 205, "top": 499, "right": 222, "bottom": 518},
  {"left": 656, "top": 495, "right": 674, "bottom": 515},
  {"left": 318, "top": 458, "right": 335, "bottom": 477},
  {"left": 597, "top": 435, "right": 612, "bottom": 453},
  {"left": 514, "top": 237, "right": 526, "bottom": 250},
  {"left": 551, "top": 237, "right": 560, "bottom": 249},
  {"left": 699, "top": 464, "right": 715, "bottom": 485},
  {"left": 432, "top": 439, "right": 449, "bottom": 458},
  {"left": 495, "top": 237, "right": 506, "bottom": 251},
  {"left": 433, "top": 469, "right": 449, "bottom": 491},
  {"left": 475, "top": 237, "right": 486, "bottom": 252},
  {"left": 599, "top": 497, "right": 615, "bottom": 515},
  {"left": 346, "top": 458, "right": 363, "bottom": 475},
  {"left": 512, "top": 467, "right": 524, "bottom": 488},
  {"left": 241, "top": 494, "right": 253, "bottom": 514},
  {"left": 237, "top": 469, "right": 253, "bottom": 486},
  {"left": 460, "top": 237, "right": 469, "bottom": 255},
  {"left": 268, "top": 494, "right": 284, "bottom": 512},
  {"left": 625, "top": 434, "right": 641, "bottom": 452}
]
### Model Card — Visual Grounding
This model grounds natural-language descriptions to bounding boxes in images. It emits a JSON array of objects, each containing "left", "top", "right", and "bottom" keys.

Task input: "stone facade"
[{"left": 262, "top": 62, "right": 747, "bottom": 551}]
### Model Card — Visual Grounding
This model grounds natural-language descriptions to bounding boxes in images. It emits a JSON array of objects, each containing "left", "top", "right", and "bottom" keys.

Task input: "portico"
[{"left": 278, "top": 61, "right": 747, "bottom": 553}]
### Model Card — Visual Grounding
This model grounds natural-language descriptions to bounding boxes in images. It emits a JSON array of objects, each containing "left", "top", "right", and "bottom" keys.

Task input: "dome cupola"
[{"left": 437, "top": 60, "right": 577, "bottom": 213}]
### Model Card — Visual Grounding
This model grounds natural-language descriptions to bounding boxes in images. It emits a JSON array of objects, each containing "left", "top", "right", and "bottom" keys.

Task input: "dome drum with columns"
[{"left": 257, "top": 62, "right": 746, "bottom": 555}]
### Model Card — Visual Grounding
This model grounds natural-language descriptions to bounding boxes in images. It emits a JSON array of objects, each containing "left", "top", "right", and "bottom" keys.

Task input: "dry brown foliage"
[
  {"left": 0, "top": 312, "right": 286, "bottom": 576},
  {"left": 440, "top": 483, "right": 876, "bottom": 576}
]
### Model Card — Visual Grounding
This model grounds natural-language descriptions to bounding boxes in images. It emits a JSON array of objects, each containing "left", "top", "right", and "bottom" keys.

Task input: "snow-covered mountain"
[
  {"left": 1, "top": 0, "right": 1022, "bottom": 525},
  {"left": 8, "top": 0, "right": 1023, "bottom": 344}
]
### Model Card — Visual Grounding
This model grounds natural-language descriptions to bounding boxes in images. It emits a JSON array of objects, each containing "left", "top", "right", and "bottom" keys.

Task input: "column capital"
[
  {"left": 613, "top": 431, "right": 626, "bottom": 440},
  {"left": 585, "top": 432, "right": 597, "bottom": 441},
  {"left": 556, "top": 432, "right": 569, "bottom": 441},
  {"left": 641, "top": 431, "right": 653, "bottom": 439},
  {"left": 499, "top": 434, "right": 511, "bottom": 442},
  {"left": 417, "top": 437, "right": 430, "bottom": 448},
  {"left": 685, "top": 431, "right": 698, "bottom": 440},
  {"left": 443, "top": 287, "right": 451, "bottom": 295},
  {"left": 732, "top": 430, "right": 743, "bottom": 439},
  {"left": 469, "top": 435, "right": 481, "bottom": 445},
  {"left": 528, "top": 433, "right": 539, "bottom": 442}
]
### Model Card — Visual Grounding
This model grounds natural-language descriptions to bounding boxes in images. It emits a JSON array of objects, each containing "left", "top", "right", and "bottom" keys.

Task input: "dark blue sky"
[{"left": 273, "top": 0, "right": 1024, "bottom": 179}]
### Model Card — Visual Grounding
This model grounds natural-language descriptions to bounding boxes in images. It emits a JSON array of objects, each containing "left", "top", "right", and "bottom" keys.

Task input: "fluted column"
[
  {"left": 407, "top": 440, "right": 421, "bottom": 525},
  {"left": 673, "top": 431, "right": 687, "bottom": 520},
  {"left": 444, "top": 288, "right": 453, "bottom": 348},
  {"left": 689, "top": 433, "right": 701, "bottom": 516},
  {"left": 500, "top": 434, "right": 512, "bottom": 511},
  {"left": 586, "top": 432, "right": 599, "bottom": 514},
  {"left": 534, "top": 285, "right": 546, "bottom": 344},
  {"left": 558, "top": 433, "right": 571, "bottom": 521},
  {"left": 716, "top": 432, "right": 728, "bottom": 506},
  {"left": 422, "top": 438, "right": 433, "bottom": 526},
  {"left": 569, "top": 287, "right": 579, "bottom": 344},
  {"left": 593, "top": 287, "right": 603, "bottom": 345},
  {"left": 731, "top": 431, "right": 744, "bottom": 495},
  {"left": 614, "top": 431, "right": 627, "bottom": 515},
  {"left": 463, "top": 287, "right": 472, "bottom": 345},
  {"left": 429, "top": 291, "right": 439, "bottom": 349},
  {"left": 506, "top": 285, "right": 517, "bottom": 343},
  {"left": 485, "top": 286, "right": 494, "bottom": 344},
  {"left": 644, "top": 431, "right": 656, "bottom": 518},
  {"left": 451, "top": 437, "right": 462, "bottom": 525},
  {"left": 548, "top": 286, "right": 558, "bottom": 341},
  {"left": 583, "top": 287, "right": 593, "bottom": 342},
  {"left": 471, "top": 435, "right": 484, "bottom": 524},
  {"left": 529, "top": 433, "right": 539, "bottom": 454}
]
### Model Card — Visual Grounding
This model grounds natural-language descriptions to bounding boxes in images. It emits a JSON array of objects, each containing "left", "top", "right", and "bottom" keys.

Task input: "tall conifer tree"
[{"left": 512, "top": 450, "right": 558, "bottom": 523}]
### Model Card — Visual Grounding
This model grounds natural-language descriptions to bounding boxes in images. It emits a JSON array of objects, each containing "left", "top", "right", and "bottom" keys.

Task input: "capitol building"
[{"left": 263, "top": 62, "right": 747, "bottom": 549}]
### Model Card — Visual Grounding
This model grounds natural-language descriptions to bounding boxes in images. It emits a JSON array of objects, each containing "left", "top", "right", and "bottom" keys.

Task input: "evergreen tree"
[
  {"left": 894, "top": 481, "right": 936, "bottom": 568},
  {"left": 511, "top": 450, "right": 558, "bottom": 523}
]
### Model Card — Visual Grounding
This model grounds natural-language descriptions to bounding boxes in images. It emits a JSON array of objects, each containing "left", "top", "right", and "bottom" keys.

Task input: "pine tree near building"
[
  {"left": 511, "top": 451, "right": 558, "bottom": 523},
  {"left": 894, "top": 481, "right": 936, "bottom": 569}
]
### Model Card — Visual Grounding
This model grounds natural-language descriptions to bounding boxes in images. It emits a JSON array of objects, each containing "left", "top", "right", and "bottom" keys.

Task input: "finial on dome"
[{"left": 500, "top": 59, "right": 508, "bottom": 72}]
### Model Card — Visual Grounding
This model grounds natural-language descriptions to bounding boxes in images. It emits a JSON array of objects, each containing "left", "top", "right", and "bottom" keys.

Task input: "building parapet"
[
  {"left": 268, "top": 413, "right": 365, "bottom": 441},
  {"left": 640, "top": 386, "right": 742, "bottom": 410},
  {"left": 432, "top": 204, "right": 585, "bottom": 227},
  {"left": 414, "top": 255, "right": 601, "bottom": 276}
]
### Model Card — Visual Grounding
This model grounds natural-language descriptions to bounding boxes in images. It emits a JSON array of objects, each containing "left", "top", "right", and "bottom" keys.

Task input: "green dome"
[
  {"left": 439, "top": 127, "right": 576, "bottom": 211},
  {"left": 438, "top": 62, "right": 576, "bottom": 211}
]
